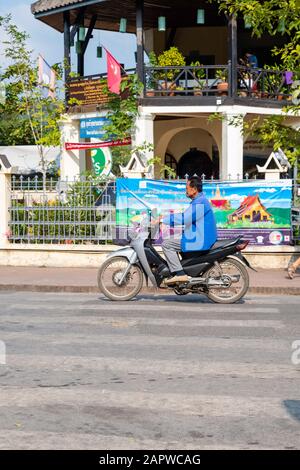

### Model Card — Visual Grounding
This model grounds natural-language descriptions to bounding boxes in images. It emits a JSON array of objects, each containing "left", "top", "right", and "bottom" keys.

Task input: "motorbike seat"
[
  {"left": 180, "top": 238, "right": 241, "bottom": 260},
  {"left": 210, "top": 237, "right": 241, "bottom": 250}
]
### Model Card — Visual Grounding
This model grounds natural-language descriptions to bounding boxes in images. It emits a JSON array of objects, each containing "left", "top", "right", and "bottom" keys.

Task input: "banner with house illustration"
[{"left": 116, "top": 178, "right": 293, "bottom": 246}]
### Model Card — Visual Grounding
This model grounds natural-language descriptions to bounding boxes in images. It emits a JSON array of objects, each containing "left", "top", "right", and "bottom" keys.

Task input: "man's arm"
[
  {"left": 163, "top": 199, "right": 211, "bottom": 228},
  {"left": 162, "top": 202, "right": 202, "bottom": 228}
]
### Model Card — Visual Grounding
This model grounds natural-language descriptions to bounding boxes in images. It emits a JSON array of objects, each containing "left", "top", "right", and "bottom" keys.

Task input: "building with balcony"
[{"left": 31, "top": 0, "right": 300, "bottom": 180}]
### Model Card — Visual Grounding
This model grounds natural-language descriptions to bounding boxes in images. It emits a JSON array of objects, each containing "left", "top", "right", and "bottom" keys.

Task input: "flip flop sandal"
[{"left": 288, "top": 266, "right": 296, "bottom": 279}]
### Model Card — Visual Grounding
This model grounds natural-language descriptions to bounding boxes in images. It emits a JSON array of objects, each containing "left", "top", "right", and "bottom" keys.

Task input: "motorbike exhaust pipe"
[
  {"left": 187, "top": 277, "right": 207, "bottom": 286},
  {"left": 187, "top": 278, "right": 233, "bottom": 288}
]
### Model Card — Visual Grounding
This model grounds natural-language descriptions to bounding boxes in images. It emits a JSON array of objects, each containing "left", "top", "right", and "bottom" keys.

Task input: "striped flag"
[{"left": 38, "top": 54, "right": 56, "bottom": 99}]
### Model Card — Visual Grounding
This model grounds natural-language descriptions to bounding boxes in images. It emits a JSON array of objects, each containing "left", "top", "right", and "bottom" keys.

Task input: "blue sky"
[{"left": 0, "top": 0, "right": 136, "bottom": 74}]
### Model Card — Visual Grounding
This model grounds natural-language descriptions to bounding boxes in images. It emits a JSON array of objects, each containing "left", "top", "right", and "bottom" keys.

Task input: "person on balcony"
[
  {"left": 245, "top": 52, "right": 258, "bottom": 69},
  {"left": 240, "top": 52, "right": 259, "bottom": 93}
]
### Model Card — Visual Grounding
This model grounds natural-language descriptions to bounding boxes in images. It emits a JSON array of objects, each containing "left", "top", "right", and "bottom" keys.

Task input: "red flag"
[{"left": 106, "top": 49, "right": 121, "bottom": 94}]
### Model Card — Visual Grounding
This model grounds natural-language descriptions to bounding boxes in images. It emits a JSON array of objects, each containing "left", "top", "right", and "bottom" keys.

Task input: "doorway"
[{"left": 177, "top": 149, "right": 213, "bottom": 178}]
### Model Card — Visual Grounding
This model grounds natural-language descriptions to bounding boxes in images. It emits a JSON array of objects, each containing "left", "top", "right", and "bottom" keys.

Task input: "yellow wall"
[
  {"left": 167, "top": 128, "right": 213, "bottom": 161},
  {"left": 145, "top": 27, "right": 228, "bottom": 64}
]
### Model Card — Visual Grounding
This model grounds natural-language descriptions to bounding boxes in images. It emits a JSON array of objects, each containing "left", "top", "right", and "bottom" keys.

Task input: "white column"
[
  {"left": 221, "top": 113, "right": 245, "bottom": 180},
  {"left": 60, "top": 117, "right": 85, "bottom": 180},
  {"left": 134, "top": 112, "right": 155, "bottom": 177},
  {"left": 0, "top": 170, "right": 11, "bottom": 248}
]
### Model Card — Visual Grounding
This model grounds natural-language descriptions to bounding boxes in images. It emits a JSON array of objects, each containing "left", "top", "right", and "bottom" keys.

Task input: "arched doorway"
[{"left": 177, "top": 148, "right": 213, "bottom": 178}]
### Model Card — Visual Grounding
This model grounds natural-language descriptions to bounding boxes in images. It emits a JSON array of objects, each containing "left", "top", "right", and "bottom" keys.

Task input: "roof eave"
[{"left": 32, "top": 0, "right": 107, "bottom": 18}]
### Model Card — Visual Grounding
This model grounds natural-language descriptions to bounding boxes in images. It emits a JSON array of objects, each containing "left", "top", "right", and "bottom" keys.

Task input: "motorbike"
[{"left": 98, "top": 220, "right": 253, "bottom": 304}]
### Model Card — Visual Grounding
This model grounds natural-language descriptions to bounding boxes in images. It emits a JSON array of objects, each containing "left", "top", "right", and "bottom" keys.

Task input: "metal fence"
[{"left": 9, "top": 178, "right": 116, "bottom": 244}]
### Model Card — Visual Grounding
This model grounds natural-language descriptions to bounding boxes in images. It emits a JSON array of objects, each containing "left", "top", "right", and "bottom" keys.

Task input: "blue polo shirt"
[{"left": 162, "top": 193, "right": 217, "bottom": 252}]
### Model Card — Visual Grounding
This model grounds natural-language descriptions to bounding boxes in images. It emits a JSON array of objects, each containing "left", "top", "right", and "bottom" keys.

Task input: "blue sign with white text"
[{"left": 80, "top": 117, "right": 109, "bottom": 139}]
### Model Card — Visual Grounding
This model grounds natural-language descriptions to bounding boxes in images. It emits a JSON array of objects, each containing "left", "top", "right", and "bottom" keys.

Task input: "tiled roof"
[{"left": 31, "top": 0, "right": 86, "bottom": 15}]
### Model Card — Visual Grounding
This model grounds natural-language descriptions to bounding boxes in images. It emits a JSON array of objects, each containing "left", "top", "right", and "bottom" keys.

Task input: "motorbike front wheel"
[
  {"left": 98, "top": 256, "right": 143, "bottom": 301},
  {"left": 206, "top": 257, "right": 249, "bottom": 304}
]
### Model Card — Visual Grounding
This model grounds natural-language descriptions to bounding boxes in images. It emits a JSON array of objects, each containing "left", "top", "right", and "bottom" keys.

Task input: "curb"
[{"left": 0, "top": 284, "right": 300, "bottom": 295}]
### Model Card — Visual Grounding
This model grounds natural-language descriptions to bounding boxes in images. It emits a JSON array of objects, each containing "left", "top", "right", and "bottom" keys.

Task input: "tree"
[
  {"left": 211, "top": 1, "right": 300, "bottom": 69},
  {"left": 210, "top": 0, "right": 300, "bottom": 165},
  {"left": 0, "top": 15, "right": 65, "bottom": 186},
  {"left": 102, "top": 74, "right": 144, "bottom": 176}
]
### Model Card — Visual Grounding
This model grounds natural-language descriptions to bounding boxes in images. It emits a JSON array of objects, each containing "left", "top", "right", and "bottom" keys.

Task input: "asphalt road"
[{"left": 0, "top": 291, "right": 300, "bottom": 450}]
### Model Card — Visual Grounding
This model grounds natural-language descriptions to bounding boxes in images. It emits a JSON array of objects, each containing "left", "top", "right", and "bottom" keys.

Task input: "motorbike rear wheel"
[
  {"left": 98, "top": 256, "right": 143, "bottom": 301},
  {"left": 206, "top": 257, "right": 249, "bottom": 304}
]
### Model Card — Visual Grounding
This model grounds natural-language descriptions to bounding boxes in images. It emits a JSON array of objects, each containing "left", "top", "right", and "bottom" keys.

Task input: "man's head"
[{"left": 186, "top": 176, "right": 202, "bottom": 199}]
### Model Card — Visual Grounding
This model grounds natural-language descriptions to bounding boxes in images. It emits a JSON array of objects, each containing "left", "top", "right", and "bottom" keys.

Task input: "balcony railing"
[
  {"left": 144, "top": 64, "right": 295, "bottom": 102},
  {"left": 237, "top": 66, "right": 294, "bottom": 100},
  {"left": 66, "top": 65, "right": 295, "bottom": 108},
  {"left": 144, "top": 65, "right": 229, "bottom": 97}
]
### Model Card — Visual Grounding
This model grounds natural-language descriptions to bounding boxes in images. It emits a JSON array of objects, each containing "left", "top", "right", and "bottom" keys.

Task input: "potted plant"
[
  {"left": 157, "top": 47, "right": 186, "bottom": 95},
  {"left": 191, "top": 61, "right": 205, "bottom": 95},
  {"left": 174, "top": 85, "right": 184, "bottom": 96},
  {"left": 215, "top": 68, "right": 229, "bottom": 94}
]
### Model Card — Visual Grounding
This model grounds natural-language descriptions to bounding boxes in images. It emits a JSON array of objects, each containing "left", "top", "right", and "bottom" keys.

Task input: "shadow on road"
[
  {"left": 98, "top": 294, "right": 246, "bottom": 305},
  {"left": 283, "top": 400, "right": 300, "bottom": 422}
]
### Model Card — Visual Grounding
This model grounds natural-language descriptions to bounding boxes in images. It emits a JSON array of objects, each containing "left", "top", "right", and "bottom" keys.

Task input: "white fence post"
[{"left": 0, "top": 157, "right": 12, "bottom": 248}]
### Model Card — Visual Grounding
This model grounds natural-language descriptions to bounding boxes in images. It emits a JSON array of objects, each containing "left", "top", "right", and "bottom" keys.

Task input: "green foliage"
[
  {"left": 147, "top": 156, "right": 177, "bottom": 179},
  {"left": 157, "top": 47, "right": 186, "bottom": 81},
  {"left": 245, "top": 116, "right": 300, "bottom": 166},
  {"left": 148, "top": 51, "right": 158, "bottom": 67},
  {"left": 157, "top": 47, "right": 186, "bottom": 67},
  {"left": 100, "top": 74, "right": 142, "bottom": 175},
  {"left": 146, "top": 51, "right": 159, "bottom": 89},
  {"left": 0, "top": 15, "right": 65, "bottom": 179},
  {"left": 102, "top": 74, "right": 142, "bottom": 141},
  {"left": 210, "top": 0, "right": 300, "bottom": 164},
  {"left": 215, "top": 68, "right": 228, "bottom": 82},
  {"left": 190, "top": 61, "right": 205, "bottom": 81}
]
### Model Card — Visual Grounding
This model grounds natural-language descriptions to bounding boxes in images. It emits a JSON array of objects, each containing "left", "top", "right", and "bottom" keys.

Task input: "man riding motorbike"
[{"left": 155, "top": 176, "right": 218, "bottom": 285}]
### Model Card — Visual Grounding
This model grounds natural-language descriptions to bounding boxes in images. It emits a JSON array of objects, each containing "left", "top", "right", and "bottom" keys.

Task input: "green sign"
[{"left": 91, "top": 147, "right": 112, "bottom": 176}]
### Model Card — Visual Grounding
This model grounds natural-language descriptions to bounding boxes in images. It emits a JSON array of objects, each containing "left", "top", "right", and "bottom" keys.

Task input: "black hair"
[{"left": 188, "top": 176, "right": 202, "bottom": 193}]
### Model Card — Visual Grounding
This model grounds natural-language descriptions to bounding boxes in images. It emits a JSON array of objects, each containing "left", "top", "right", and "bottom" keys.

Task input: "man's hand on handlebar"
[{"left": 151, "top": 216, "right": 163, "bottom": 226}]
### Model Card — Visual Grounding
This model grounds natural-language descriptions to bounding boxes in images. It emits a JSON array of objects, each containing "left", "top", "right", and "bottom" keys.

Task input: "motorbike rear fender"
[{"left": 227, "top": 254, "right": 256, "bottom": 271}]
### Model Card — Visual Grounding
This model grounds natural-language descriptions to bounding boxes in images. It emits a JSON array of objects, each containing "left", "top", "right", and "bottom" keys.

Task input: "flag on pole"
[
  {"left": 105, "top": 49, "right": 122, "bottom": 94},
  {"left": 38, "top": 54, "right": 56, "bottom": 99}
]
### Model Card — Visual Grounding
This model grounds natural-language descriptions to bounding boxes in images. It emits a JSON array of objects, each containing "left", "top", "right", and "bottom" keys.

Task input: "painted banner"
[
  {"left": 65, "top": 137, "right": 131, "bottom": 151},
  {"left": 80, "top": 117, "right": 110, "bottom": 139},
  {"left": 116, "top": 178, "right": 293, "bottom": 246}
]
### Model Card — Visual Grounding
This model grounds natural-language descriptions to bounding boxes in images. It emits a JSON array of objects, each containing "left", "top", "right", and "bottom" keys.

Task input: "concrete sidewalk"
[{"left": 0, "top": 266, "right": 299, "bottom": 295}]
